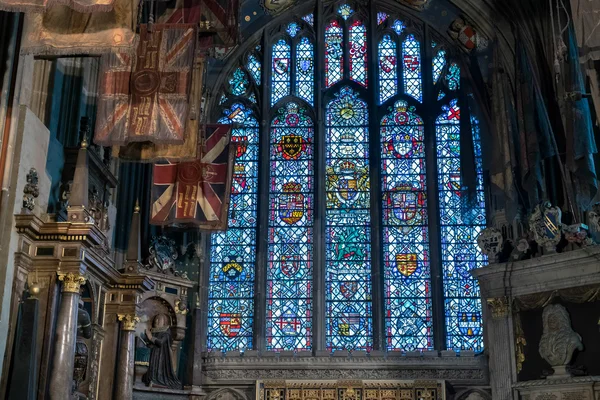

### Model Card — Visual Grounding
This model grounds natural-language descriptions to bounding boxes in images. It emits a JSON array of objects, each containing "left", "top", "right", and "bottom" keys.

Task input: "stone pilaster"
[
  {"left": 114, "top": 314, "right": 139, "bottom": 400},
  {"left": 486, "top": 297, "right": 515, "bottom": 400},
  {"left": 48, "top": 272, "right": 86, "bottom": 400}
]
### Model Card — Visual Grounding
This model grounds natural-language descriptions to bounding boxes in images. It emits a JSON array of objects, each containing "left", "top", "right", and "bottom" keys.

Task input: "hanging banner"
[
  {"left": 20, "top": 0, "right": 137, "bottom": 55},
  {"left": 94, "top": 23, "right": 196, "bottom": 146},
  {"left": 198, "top": 0, "right": 240, "bottom": 48},
  {"left": 117, "top": 57, "right": 205, "bottom": 162},
  {"left": 150, "top": 124, "right": 236, "bottom": 230}
]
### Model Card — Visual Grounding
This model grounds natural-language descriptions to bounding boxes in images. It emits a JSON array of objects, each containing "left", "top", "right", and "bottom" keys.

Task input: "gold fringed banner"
[
  {"left": 0, "top": 0, "right": 113, "bottom": 14},
  {"left": 117, "top": 57, "right": 205, "bottom": 162},
  {"left": 94, "top": 24, "right": 197, "bottom": 146},
  {"left": 20, "top": 0, "right": 137, "bottom": 56}
]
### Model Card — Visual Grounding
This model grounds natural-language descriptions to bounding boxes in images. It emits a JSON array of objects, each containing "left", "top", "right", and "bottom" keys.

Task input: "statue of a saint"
[{"left": 142, "top": 314, "right": 181, "bottom": 389}]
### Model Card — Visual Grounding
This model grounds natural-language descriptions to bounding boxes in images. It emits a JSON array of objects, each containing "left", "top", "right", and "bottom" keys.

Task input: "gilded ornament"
[
  {"left": 486, "top": 297, "right": 509, "bottom": 319},
  {"left": 118, "top": 314, "right": 140, "bottom": 331},
  {"left": 58, "top": 272, "right": 86, "bottom": 293},
  {"left": 175, "top": 298, "right": 188, "bottom": 315}
]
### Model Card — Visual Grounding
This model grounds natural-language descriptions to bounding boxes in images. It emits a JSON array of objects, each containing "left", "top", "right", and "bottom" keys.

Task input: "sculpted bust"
[{"left": 538, "top": 304, "right": 583, "bottom": 376}]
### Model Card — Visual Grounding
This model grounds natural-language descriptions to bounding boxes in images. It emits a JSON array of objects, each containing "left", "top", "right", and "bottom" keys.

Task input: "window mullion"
[
  {"left": 422, "top": 24, "right": 447, "bottom": 351},
  {"left": 367, "top": 4, "right": 384, "bottom": 352},
  {"left": 254, "top": 31, "right": 271, "bottom": 353},
  {"left": 312, "top": 0, "right": 326, "bottom": 353}
]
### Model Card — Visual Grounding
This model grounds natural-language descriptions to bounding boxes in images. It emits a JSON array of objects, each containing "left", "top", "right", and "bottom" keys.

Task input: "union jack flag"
[{"left": 150, "top": 125, "right": 235, "bottom": 229}]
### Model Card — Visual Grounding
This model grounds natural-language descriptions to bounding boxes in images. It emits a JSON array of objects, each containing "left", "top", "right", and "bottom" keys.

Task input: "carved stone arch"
[
  {"left": 455, "top": 389, "right": 492, "bottom": 400},
  {"left": 206, "top": 388, "right": 249, "bottom": 400}
]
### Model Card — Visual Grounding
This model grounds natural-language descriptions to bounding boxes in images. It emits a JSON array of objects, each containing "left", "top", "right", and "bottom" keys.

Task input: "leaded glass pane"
[
  {"left": 272, "top": 39, "right": 291, "bottom": 106},
  {"left": 378, "top": 34, "right": 397, "bottom": 103},
  {"left": 208, "top": 103, "right": 259, "bottom": 352},
  {"left": 381, "top": 100, "right": 433, "bottom": 351},
  {"left": 338, "top": 3, "right": 354, "bottom": 20},
  {"left": 247, "top": 53, "right": 261, "bottom": 85},
  {"left": 436, "top": 99, "right": 485, "bottom": 352},
  {"left": 302, "top": 14, "right": 314, "bottom": 26},
  {"left": 296, "top": 37, "right": 314, "bottom": 105},
  {"left": 433, "top": 49, "right": 446, "bottom": 85},
  {"left": 266, "top": 102, "right": 314, "bottom": 351},
  {"left": 229, "top": 68, "right": 249, "bottom": 96},
  {"left": 325, "top": 21, "right": 344, "bottom": 88},
  {"left": 446, "top": 62, "right": 460, "bottom": 91},
  {"left": 392, "top": 19, "right": 405, "bottom": 35},
  {"left": 349, "top": 20, "right": 368, "bottom": 87},
  {"left": 287, "top": 22, "right": 301, "bottom": 38},
  {"left": 402, "top": 34, "right": 422, "bottom": 102},
  {"left": 377, "top": 12, "right": 388, "bottom": 25},
  {"left": 325, "top": 87, "right": 372, "bottom": 352}
]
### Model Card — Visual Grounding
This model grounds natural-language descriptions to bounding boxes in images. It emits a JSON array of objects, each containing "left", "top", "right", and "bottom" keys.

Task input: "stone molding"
[{"left": 513, "top": 376, "right": 600, "bottom": 388}]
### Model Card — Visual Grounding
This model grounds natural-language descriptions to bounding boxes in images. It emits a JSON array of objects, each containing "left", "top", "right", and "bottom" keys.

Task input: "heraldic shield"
[
  {"left": 337, "top": 306, "right": 362, "bottom": 337},
  {"left": 390, "top": 189, "right": 419, "bottom": 223},
  {"left": 280, "top": 247, "right": 301, "bottom": 277},
  {"left": 396, "top": 253, "right": 418, "bottom": 277},
  {"left": 458, "top": 311, "right": 481, "bottom": 337},
  {"left": 278, "top": 134, "right": 307, "bottom": 160},
  {"left": 340, "top": 281, "right": 358, "bottom": 299},
  {"left": 220, "top": 313, "right": 242, "bottom": 338},
  {"left": 279, "top": 182, "right": 305, "bottom": 225},
  {"left": 380, "top": 55, "right": 396, "bottom": 73}
]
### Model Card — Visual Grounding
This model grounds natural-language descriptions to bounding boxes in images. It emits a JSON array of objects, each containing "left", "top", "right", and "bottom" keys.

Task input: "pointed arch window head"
[{"left": 209, "top": 4, "right": 487, "bottom": 355}]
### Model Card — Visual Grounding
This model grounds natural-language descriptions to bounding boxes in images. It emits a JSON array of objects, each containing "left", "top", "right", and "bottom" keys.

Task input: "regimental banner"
[
  {"left": 19, "top": 0, "right": 137, "bottom": 56},
  {"left": 257, "top": 380, "right": 445, "bottom": 400},
  {"left": 150, "top": 124, "right": 236, "bottom": 230},
  {"left": 117, "top": 57, "right": 205, "bottom": 162},
  {"left": 199, "top": 0, "right": 240, "bottom": 48},
  {"left": 94, "top": 24, "right": 196, "bottom": 146}
]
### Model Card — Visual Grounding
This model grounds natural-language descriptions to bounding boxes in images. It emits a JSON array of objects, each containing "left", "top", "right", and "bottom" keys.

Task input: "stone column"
[
  {"left": 486, "top": 297, "right": 515, "bottom": 400},
  {"left": 48, "top": 272, "right": 86, "bottom": 400},
  {"left": 114, "top": 314, "right": 139, "bottom": 400}
]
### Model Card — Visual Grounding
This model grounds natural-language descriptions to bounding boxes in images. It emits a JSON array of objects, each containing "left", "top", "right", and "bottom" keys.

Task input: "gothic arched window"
[{"left": 207, "top": 2, "right": 486, "bottom": 354}]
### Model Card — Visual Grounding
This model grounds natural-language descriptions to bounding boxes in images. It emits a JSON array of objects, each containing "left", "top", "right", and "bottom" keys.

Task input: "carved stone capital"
[
  {"left": 118, "top": 314, "right": 140, "bottom": 331},
  {"left": 486, "top": 297, "right": 509, "bottom": 319},
  {"left": 58, "top": 272, "right": 86, "bottom": 293}
]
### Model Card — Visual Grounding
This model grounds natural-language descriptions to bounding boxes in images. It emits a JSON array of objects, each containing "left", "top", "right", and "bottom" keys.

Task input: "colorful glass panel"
[
  {"left": 325, "top": 87, "right": 372, "bottom": 351},
  {"left": 402, "top": 34, "right": 422, "bottom": 102},
  {"left": 287, "top": 22, "right": 301, "bottom": 38},
  {"left": 392, "top": 19, "right": 405, "bottom": 35},
  {"left": 219, "top": 93, "right": 228, "bottom": 105},
  {"left": 446, "top": 63, "right": 460, "bottom": 91},
  {"left": 247, "top": 53, "right": 261, "bottom": 85},
  {"left": 325, "top": 21, "right": 344, "bottom": 88},
  {"left": 349, "top": 21, "right": 368, "bottom": 87},
  {"left": 377, "top": 12, "right": 388, "bottom": 25},
  {"left": 337, "top": 3, "right": 354, "bottom": 20},
  {"left": 378, "top": 34, "right": 397, "bottom": 103},
  {"left": 248, "top": 93, "right": 257, "bottom": 104},
  {"left": 436, "top": 99, "right": 485, "bottom": 352},
  {"left": 272, "top": 39, "right": 291, "bottom": 105},
  {"left": 267, "top": 102, "right": 314, "bottom": 351},
  {"left": 229, "top": 68, "right": 249, "bottom": 96},
  {"left": 381, "top": 100, "right": 432, "bottom": 351},
  {"left": 296, "top": 37, "right": 314, "bottom": 105},
  {"left": 433, "top": 49, "right": 446, "bottom": 85},
  {"left": 302, "top": 14, "right": 314, "bottom": 26},
  {"left": 208, "top": 103, "right": 259, "bottom": 351}
]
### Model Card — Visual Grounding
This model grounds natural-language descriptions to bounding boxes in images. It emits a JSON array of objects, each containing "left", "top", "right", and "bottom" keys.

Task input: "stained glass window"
[
  {"left": 446, "top": 63, "right": 460, "bottom": 91},
  {"left": 338, "top": 3, "right": 354, "bottom": 20},
  {"left": 436, "top": 99, "right": 485, "bottom": 352},
  {"left": 229, "top": 68, "right": 249, "bottom": 96},
  {"left": 247, "top": 53, "right": 261, "bottom": 85},
  {"left": 433, "top": 49, "right": 446, "bottom": 85},
  {"left": 272, "top": 39, "right": 291, "bottom": 105},
  {"left": 287, "top": 22, "right": 301, "bottom": 38},
  {"left": 208, "top": 103, "right": 259, "bottom": 351},
  {"left": 381, "top": 100, "right": 433, "bottom": 351},
  {"left": 267, "top": 102, "right": 314, "bottom": 351},
  {"left": 349, "top": 21, "right": 368, "bottom": 87},
  {"left": 392, "top": 19, "right": 405, "bottom": 35},
  {"left": 296, "top": 37, "right": 314, "bottom": 105},
  {"left": 211, "top": 9, "right": 487, "bottom": 355},
  {"left": 302, "top": 14, "right": 314, "bottom": 26},
  {"left": 325, "top": 87, "right": 372, "bottom": 351},
  {"left": 378, "top": 34, "right": 397, "bottom": 103},
  {"left": 402, "top": 34, "right": 422, "bottom": 102},
  {"left": 377, "top": 12, "right": 388, "bottom": 25},
  {"left": 325, "top": 21, "right": 344, "bottom": 88}
]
